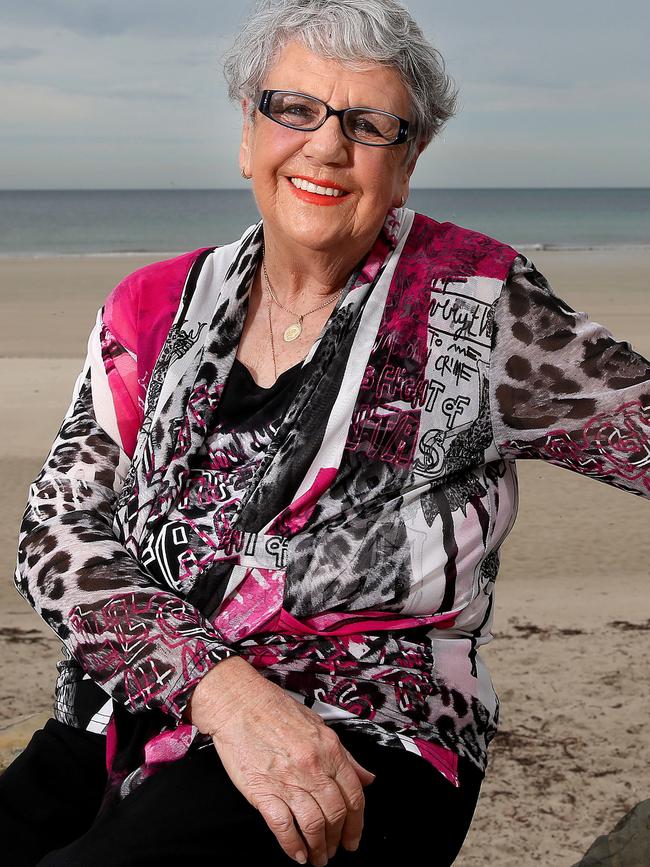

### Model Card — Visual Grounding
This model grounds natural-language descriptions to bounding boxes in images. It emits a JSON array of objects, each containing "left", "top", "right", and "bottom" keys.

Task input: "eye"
[
  {"left": 345, "top": 110, "right": 398, "bottom": 143},
  {"left": 284, "top": 103, "right": 317, "bottom": 120},
  {"left": 270, "top": 94, "right": 323, "bottom": 127},
  {"left": 351, "top": 117, "right": 384, "bottom": 138}
]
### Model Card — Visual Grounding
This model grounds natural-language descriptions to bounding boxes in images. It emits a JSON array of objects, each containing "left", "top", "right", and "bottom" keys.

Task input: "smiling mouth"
[{"left": 289, "top": 176, "right": 349, "bottom": 197}]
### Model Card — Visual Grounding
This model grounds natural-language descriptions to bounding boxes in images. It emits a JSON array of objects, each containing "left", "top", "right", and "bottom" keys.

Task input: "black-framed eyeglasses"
[{"left": 257, "top": 89, "right": 415, "bottom": 147}]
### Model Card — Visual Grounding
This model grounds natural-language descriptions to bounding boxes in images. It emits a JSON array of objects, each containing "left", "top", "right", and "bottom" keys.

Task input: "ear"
[
  {"left": 404, "top": 141, "right": 426, "bottom": 179},
  {"left": 397, "top": 141, "right": 426, "bottom": 207},
  {"left": 239, "top": 98, "right": 254, "bottom": 178}
]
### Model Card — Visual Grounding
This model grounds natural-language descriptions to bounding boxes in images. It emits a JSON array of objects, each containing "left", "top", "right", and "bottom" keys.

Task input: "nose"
[{"left": 301, "top": 115, "right": 351, "bottom": 164}]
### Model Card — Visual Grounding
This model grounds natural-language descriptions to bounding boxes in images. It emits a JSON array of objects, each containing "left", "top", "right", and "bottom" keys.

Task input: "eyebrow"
[{"left": 272, "top": 88, "right": 401, "bottom": 114}]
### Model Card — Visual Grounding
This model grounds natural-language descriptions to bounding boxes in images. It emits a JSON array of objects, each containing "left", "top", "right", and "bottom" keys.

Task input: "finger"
[
  {"left": 344, "top": 749, "right": 377, "bottom": 786},
  {"left": 283, "top": 789, "right": 330, "bottom": 866},
  {"left": 255, "top": 793, "right": 310, "bottom": 865},
  {"left": 333, "top": 751, "right": 368, "bottom": 853},
  {"left": 309, "top": 777, "right": 349, "bottom": 860}
]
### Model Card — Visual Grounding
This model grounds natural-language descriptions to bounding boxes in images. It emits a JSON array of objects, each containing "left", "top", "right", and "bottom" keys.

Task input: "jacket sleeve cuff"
[{"left": 161, "top": 639, "right": 241, "bottom": 723}]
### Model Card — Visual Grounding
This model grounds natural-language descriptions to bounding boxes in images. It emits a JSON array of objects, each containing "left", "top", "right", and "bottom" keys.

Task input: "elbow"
[
  {"left": 13, "top": 556, "right": 35, "bottom": 609},
  {"left": 13, "top": 558, "right": 70, "bottom": 641}
]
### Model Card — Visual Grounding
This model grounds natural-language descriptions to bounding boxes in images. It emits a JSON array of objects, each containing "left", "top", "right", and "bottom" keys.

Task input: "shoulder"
[
  {"left": 103, "top": 247, "right": 216, "bottom": 353},
  {"left": 118, "top": 247, "right": 215, "bottom": 293},
  {"left": 407, "top": 211, "right": 520, "bottom": 282}
]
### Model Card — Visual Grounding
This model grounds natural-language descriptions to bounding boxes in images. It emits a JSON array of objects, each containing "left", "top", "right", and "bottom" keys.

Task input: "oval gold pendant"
[{"left": 283, "top": 322, "right": 302, "bottom": 342}]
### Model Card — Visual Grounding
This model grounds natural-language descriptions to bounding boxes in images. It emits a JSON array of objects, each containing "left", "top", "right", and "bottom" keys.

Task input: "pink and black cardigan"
[{"left": 14, "top": 208, "right": 650, "bottom": 805}]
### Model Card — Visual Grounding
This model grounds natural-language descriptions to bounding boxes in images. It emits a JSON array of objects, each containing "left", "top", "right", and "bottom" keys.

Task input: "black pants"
[{"left": 0, "top": 718, "right": 483, "bottom": 866}]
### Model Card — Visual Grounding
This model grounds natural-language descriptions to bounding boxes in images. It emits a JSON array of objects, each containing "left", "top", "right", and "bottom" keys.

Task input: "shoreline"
[{"left": 2, "top": 242, "right": 650, "bottom": 260}]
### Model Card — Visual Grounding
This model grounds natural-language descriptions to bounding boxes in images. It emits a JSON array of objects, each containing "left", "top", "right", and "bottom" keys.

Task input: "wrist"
[{"left": 186, "top": 655, "right": 260, "bottom": 735}]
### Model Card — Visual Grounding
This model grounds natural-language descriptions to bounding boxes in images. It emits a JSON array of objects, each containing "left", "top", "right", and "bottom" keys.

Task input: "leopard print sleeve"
[
  {"left": 13, "top": 305, "right": 240, "bottom": 723},
  {"left": 489, "top": 253, "right": 650, "bottom": 498}
]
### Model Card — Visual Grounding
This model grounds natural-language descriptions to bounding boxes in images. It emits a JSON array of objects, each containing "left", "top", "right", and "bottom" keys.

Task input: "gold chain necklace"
[
  {"left": 261, "top": 244, "right": 344, "bottom": 343},
  {"left": 264, "top": 279, "right": 280, "bottom": 383}
]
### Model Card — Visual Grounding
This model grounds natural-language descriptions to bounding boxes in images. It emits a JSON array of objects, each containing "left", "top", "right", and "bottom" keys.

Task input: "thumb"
[{"left": 343, "top": 748, "right": 377, "bottom": 786}]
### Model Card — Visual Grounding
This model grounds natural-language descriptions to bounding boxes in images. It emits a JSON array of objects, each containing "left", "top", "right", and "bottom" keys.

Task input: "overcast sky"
[{"left": 1, "top": 0, "right": 649, "bottom": 189}]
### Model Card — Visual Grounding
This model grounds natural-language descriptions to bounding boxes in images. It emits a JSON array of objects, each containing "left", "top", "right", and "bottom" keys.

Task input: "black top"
[{"left": 215, "top": 356, "right": 307, "bottom": 430}]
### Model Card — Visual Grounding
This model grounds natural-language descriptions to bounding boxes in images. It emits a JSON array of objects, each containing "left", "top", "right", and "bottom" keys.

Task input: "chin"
[{"left": 278, "top": 216, "right": 350, "bottom": 250}]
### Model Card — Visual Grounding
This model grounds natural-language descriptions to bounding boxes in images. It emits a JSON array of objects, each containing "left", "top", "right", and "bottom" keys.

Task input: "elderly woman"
[{"left": 2, "top": 0, "right": 649, "bottom": 865}]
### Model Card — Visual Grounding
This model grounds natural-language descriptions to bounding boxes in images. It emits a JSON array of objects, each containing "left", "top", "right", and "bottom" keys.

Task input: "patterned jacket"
[{"left": 14, "top": 208, "right": 650, "bottom": 803}]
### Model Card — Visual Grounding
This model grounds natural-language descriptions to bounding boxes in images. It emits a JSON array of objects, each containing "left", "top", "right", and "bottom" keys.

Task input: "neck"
[{"left": 259, "top": 227, "right": 379, "bottom": 309}]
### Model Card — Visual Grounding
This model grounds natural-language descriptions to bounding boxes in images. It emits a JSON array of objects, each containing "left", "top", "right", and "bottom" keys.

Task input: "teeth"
[{"left": 290, "top": 177, "right": 345, "bottom": 197}]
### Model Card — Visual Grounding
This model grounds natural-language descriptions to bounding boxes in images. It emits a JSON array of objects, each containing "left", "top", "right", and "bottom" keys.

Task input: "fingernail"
[
  {"left": 349, "top": 840, "right": 360, "bottom": 851},
  {"left": 295, "top": 852, "right": 307, "bottom": 864},
  {"left": 328, "top": 847, "right": 337, "bottom": 858}
]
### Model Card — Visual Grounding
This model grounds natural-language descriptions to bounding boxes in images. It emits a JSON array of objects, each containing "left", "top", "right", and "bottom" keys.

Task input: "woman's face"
[{"left": 239, "top": 40, "right": 420, "bottom": 257}]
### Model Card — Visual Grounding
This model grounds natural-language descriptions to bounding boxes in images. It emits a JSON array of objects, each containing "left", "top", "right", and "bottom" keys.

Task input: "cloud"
[
  {"left": 460, "top": 79, "right": 650, "bottom": 116},
  {"left": 97, "top": 83, "right": 190, "bottom": 101},
  {"left": 0, "top": 45, "right": 42, "bottom": 63},
  {"left": 1, "top": 1, "right": 254, "bottom": 39},
  {"left": 1, "top": 0, "right": 648, "bottom": 188}
]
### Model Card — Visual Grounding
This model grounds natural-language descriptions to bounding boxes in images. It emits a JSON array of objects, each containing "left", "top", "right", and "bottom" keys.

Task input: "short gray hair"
[{"left": 222, "top": 0, "right": 459, "bottom": 161}]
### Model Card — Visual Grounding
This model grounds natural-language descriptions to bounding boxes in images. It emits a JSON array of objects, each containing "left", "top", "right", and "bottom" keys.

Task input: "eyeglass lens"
[{"left": 267, "top": 91, "right": 401, "bottom": 145}]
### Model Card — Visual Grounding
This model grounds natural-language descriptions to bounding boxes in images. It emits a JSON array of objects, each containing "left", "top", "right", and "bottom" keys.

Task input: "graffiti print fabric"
[{"left": 14, "top": 208, "right": 650, "bottom": 809}]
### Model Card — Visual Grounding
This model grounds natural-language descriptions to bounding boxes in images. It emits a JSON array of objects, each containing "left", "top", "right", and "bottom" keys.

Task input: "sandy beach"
[{"left": 1, "top": 249, "right": 648, "bottom": 865}]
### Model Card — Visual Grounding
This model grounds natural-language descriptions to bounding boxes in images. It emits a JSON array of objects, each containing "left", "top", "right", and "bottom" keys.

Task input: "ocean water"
[{"left": 0, "top": 188, "right": 648, "bottom": 257}]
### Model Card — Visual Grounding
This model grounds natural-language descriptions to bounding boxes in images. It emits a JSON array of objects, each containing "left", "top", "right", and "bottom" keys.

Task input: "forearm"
[
  {"left": 14, "top": 346, "right": 239, "bottom": 722},
  {"left": 15, "top": 497, "right": 239, "bottom": 720},
  {"left": 490, "top": 254, "right": 650, "bottom": 498}
]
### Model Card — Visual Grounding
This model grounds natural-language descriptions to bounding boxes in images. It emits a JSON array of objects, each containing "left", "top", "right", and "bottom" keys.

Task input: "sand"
[{"left": 1, "top": 249, "right": 648, "bottom": 865}]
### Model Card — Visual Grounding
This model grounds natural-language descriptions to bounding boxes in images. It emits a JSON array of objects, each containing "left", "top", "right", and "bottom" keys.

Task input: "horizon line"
[{"left": 2, "top": 185, "right": 650, "bottom": 193}]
